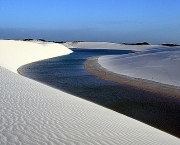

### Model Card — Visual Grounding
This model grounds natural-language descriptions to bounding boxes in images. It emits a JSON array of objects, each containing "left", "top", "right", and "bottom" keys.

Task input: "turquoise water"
[{"left": 18, "top": 49, "right": 180, "bottom": 138}]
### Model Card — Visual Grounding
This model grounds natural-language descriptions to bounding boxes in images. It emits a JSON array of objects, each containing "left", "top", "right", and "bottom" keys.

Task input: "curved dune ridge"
[
  {"left": 0, "top": 40, "right": 72, "bottom": 73},
  {"left": 0, "top": 40, "right": 180, "bottom": 144}
]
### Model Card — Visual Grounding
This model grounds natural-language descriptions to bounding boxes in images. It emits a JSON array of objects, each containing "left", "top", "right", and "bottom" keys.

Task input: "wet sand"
[{"left": 85, "top": 56, "right": 180, "bottom": 99}]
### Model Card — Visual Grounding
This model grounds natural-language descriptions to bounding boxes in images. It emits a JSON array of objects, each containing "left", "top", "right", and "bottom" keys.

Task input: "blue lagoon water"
[{"left": 18, "top": 49, "right": 180, "bottom": 138}]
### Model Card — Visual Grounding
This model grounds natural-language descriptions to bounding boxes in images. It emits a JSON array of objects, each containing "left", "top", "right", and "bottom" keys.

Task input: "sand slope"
[{"left": 1, "top": 66, "right": 180, "bottom": 144}]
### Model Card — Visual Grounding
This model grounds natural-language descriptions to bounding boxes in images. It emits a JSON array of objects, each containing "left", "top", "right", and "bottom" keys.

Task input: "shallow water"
[{"left": 18, "top": 48, "right": 180, "bottom": 138}]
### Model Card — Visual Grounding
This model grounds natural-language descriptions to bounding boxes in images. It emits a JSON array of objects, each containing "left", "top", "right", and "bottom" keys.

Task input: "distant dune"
[{"left": 64, "top": 41, "right": 158, "bottom": 51}]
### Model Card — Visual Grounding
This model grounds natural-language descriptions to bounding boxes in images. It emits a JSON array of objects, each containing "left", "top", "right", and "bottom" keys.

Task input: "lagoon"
[{"left": 18, "top": 48, "right": 180, "bottom": 138}]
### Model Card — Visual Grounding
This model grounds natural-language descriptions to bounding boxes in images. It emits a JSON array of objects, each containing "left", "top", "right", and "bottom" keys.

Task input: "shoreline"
[{"left": 85, "top": 56, "right": 180, "bottom": 99}]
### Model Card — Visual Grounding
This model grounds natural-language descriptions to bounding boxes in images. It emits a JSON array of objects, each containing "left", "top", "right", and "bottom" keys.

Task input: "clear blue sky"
[{"left": 1, "top": 0, "right": 180, "bottom": 44}]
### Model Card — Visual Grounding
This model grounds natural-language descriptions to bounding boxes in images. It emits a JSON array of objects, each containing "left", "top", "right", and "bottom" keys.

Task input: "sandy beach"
[{"left": 1, "top": 40, "right": 180, "bottom": 144}]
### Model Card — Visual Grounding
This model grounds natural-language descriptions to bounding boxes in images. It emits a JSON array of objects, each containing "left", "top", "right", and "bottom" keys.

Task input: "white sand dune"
[
  {"left": 0, "top": 40, "right": 72, "bottom": 73},
  {"left": 98, "top": 46, "right": 180, "bottom": 87},
  {"left": 1, "top": 40, "right": 180, "bottom": 144},
  {"left": 64, "top": 41, "right": 158, "bottom": 51}
]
